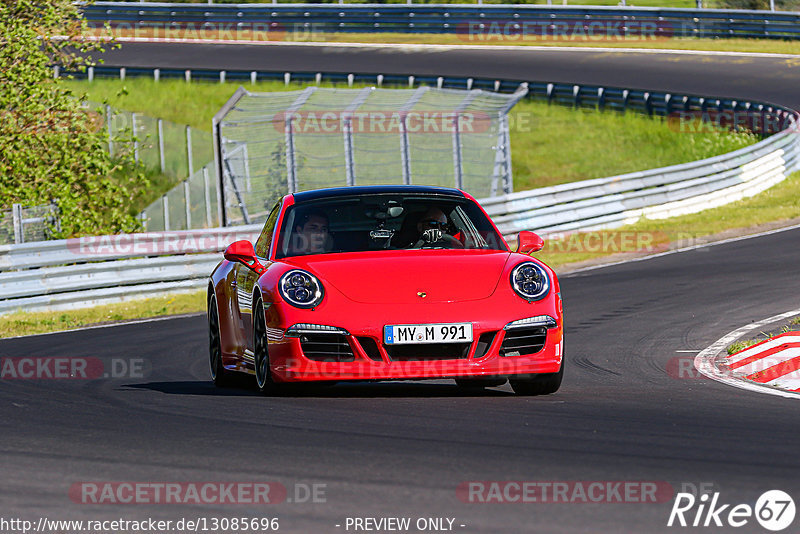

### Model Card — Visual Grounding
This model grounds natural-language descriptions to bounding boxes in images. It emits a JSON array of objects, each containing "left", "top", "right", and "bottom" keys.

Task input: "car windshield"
[{"left": 276, "top": 194, "right": 507, "bottom": 258}]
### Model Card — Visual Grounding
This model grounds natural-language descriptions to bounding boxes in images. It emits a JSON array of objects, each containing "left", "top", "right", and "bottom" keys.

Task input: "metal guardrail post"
[
  {"left": 186, "top": 125, "right": 194, "bottom": 177},
  {"left": 12, "top": 204, "right": 22, "bottom": 245},
  {"left": 163, "top": 195, "right": 170, "bottom": 232},
  {"left": 158, "top": 118, "right": 165, "bottom": 173},
  {"left": 105, "top": 104, "right": 113, "bottom": 157},
  {"left": 184, "top": 180, "right": 192, "bottom": 230},
  {"left": 203, "top": 167, "right": 213, "bottom": 227},
  {"left": 131, "top": 113, "right": 139, "bottom": 164}
]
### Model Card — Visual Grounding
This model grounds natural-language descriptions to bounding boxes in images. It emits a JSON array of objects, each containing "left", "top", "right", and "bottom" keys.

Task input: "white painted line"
[
  {"left": 0, "top": 312, "right": 205, "bottom": 341},
  {"left": 565, "top": 222, "right": 800, "bottom": 277},
  {"left": 727, "top": 335, "right": 800, "bottom": 365},
  {"left": 78, "top": 36, "right": 800, "bottom": 59},
  {"left": 694, "top": 307, "right": 800, "bottom": 400},
  {"left": 765, "top": 371, "right": 800, "bottom": 390}
]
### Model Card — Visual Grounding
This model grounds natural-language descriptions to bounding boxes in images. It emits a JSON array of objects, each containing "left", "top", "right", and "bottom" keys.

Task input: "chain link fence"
[
  {"left": 0, "top": 204, "right": 59, "bottom": 245},
  {"left": 99, "top": 103, "right": 213, "bottom": 181},
  {"left": 212, "top": 85, "right": 528, "bottom": 226},
  {"left": 140, "top": 163, "right": 221, "bottom": 231}
]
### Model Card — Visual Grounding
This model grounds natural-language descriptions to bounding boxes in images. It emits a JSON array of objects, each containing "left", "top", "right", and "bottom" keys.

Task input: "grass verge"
[
  {"left": 535, "top": 170, "right": 800, "bottom": 268},
  {"left": 0, "top": 290, "right": 205, "bottom": 339},
  {"left": 66, "top": 78, "right": 755, "bottom": 191},
  {"left": 727, "top": 317, "right": 800, "bottom": 354}
]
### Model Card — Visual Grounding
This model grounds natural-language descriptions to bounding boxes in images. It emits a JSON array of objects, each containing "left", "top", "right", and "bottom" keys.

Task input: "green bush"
[{"left": 0, "top": 0, "right": 142, "bottom": 237}]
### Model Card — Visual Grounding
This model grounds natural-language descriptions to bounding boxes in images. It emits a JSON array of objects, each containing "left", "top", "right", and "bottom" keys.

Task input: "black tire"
[
  {"left": 455, "top": 378, "right": 507, "bottom": 389},
  {"left": 509, "top": 364, "right": 564, "bottom": 396},
  {"left": 208, "top": 295, "right": 231, "bottom": 387},
  {"left": 253, "top": 298, "right": 283, "bottom": 395}
]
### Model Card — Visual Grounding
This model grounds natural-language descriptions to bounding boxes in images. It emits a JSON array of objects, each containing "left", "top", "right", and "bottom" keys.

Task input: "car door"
[{"left": 235, "top": 202, "right": 281, "bottom": 363}]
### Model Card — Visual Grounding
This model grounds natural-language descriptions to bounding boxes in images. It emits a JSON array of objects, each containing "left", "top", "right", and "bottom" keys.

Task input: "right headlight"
[
  {"left": 510, "top": 261, "right": 550, "bottom": 302},
  {"left": 279, "top": 269, "right": 325, "bottom": 309}
]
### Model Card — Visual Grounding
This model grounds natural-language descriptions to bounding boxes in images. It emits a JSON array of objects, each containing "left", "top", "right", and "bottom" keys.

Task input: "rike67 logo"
[{"left": 668, "top": 490, "right": 795, "bottom": 531}]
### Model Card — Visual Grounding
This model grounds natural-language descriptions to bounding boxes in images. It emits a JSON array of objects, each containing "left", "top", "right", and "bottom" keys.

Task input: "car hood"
[{"left": 286, "top": 250, "right": 512, "bottom": 304}]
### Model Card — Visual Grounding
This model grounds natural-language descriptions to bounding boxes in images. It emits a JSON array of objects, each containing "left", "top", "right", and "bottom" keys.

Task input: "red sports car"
[{"left": 208, "top": 185, "right": 564, "bottom": 395}]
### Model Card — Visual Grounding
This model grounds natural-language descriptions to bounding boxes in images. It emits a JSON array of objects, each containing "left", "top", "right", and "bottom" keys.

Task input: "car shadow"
[{"left": 124, "top": 379, "right": 515, "bottom": 398}]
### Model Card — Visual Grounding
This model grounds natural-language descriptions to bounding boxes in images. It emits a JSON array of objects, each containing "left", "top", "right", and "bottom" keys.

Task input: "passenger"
[{"left": 288, "top": 210, "right": 331, "bottom": 255}]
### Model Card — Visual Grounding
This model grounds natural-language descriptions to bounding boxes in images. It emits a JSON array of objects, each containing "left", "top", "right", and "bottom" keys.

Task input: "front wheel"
[
  {"left": 254, "top": 299, "right": 283, "bottom": 395},
  {"left": 208, "top": 295, "right": 231, "bottom": 387},
  {"left": 509, "top": 364, "right": 563, "bottom": 396}
]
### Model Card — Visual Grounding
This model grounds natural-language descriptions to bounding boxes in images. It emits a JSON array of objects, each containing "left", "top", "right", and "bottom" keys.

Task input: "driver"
[
  {"left": 287, "top": 210, "right": 331, "bottom": 255},
  {"left": 411, "top": 207, "right": 463, "bottom": 249}
]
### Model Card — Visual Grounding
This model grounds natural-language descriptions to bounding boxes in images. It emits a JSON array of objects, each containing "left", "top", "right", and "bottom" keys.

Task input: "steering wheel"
[{"left": 411, "top": 233, "right": 464, "bottom": 249}]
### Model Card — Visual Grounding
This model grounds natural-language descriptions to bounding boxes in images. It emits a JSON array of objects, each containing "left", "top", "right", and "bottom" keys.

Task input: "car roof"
[{"left": 291, "top": 185, "right": 466, "bottom": 204}]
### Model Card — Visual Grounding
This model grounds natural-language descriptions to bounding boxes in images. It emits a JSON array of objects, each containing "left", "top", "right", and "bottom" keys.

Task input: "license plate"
[{"left": 384, "top": 323, "right": 473, "bottom": 345}]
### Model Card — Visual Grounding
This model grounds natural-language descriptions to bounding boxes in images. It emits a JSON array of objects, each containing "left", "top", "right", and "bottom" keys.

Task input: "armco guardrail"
[
  {"left": 2, "top": 111, "right": 798, "bottom": 315},
  {"left": 16, "top": 62, "right": 800, "bottom": 314},
  {"left": 83, "top": 3, "right": 800, "bottom": 40},
  {"left": 484, "top": 120, "right": 800, "bottom": 238},
  {"left": 0, "top": 226, "right": 259, "bottom": 314}
]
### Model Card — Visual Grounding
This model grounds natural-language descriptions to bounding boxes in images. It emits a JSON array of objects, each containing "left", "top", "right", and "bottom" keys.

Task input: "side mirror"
[
  {"left": 224, "top": 240, "right": 266, "bottom": 274},
  {"left": 517, "top": 231, "right": 544, "bottom": 254}
]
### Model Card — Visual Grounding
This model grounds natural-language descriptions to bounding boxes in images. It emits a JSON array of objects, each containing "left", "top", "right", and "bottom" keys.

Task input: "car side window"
[{"left": 255, "top": 202, "right": 281, "bottom": 258}]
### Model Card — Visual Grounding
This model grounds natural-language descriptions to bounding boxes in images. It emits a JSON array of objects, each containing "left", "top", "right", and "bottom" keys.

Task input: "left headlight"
[
  {"left": 510, "top": 261, "right": 550, "bottom": 302},
  {"left": 279, "top": 269, "right": 325, "bottom": 309}
]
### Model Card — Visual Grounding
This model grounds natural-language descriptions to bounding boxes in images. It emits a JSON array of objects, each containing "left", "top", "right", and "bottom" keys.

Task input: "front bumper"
[{"left": 267, "top": 321, "right": 563, "bottom": 382}]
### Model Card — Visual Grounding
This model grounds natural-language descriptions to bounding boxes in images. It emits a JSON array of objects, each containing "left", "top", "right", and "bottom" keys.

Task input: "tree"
[{"left": 0, "top": 0, "right": 141, "bottom": 237}]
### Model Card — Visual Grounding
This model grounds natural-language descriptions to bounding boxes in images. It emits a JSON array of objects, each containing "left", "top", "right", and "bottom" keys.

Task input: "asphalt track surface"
[
  {"left": 2, "top": 44, "right": 800, "bottom": 533},
  {"left": 96, "top": 42, "right": 800, "bottom": 109}
]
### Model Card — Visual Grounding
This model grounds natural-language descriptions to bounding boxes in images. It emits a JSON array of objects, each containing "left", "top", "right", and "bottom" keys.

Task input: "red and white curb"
[
  {"left": 695, "top": 308, "right": 800, "bottom": 400},
  {"left": 725, "top": 333, "right": 800, "bottom": 391}
]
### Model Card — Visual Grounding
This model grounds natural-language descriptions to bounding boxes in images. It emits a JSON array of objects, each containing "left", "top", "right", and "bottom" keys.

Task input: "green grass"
[
  {"left": 66, "top": 78, "right": 756, "bottom": 192},
  {"left": 727, "top": 323, "right": 800, "bottom": 354},
  {"left": 535, "top": 170, "right": 800, "bottom": 267},
  {"left": 0, "top": 291, "right": 206, "bottom": 339}
]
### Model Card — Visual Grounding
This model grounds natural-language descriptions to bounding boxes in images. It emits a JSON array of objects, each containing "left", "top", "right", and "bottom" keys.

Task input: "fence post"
[
  {"left": 163, "top": 195, "right": 170, "bottom": 232},
  {"left": 398, "top": 86, "right": 429, "bottom": 186},
  {"left": 131, "top": 113, "right": 139, "bottom": 163},
  {"left": 203, "top": 166, "right": 213, "bottom": 227},
  {"left": 186, "top": 126, "right": 194, "bottom": 177},
  {"left": 283, "top": 87, "right": 317, "bottom": 194},
  {"left": 342, "top": 87, "right": 372, "bottom": 187},
  {"left": 105, "top": 104, "right": 114, "bottom": 157},
  {"left": 12, "top": 203, "right": 22, "bottom": 245},
  {"left": 157, "top": 118, "right": 166, "bottom": 173},
  {"left": 184, "top": 179, "right": 192, "bottom": 230},
  {"left": 452, "top": 91, "right": 479, "bottom": 190}
]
